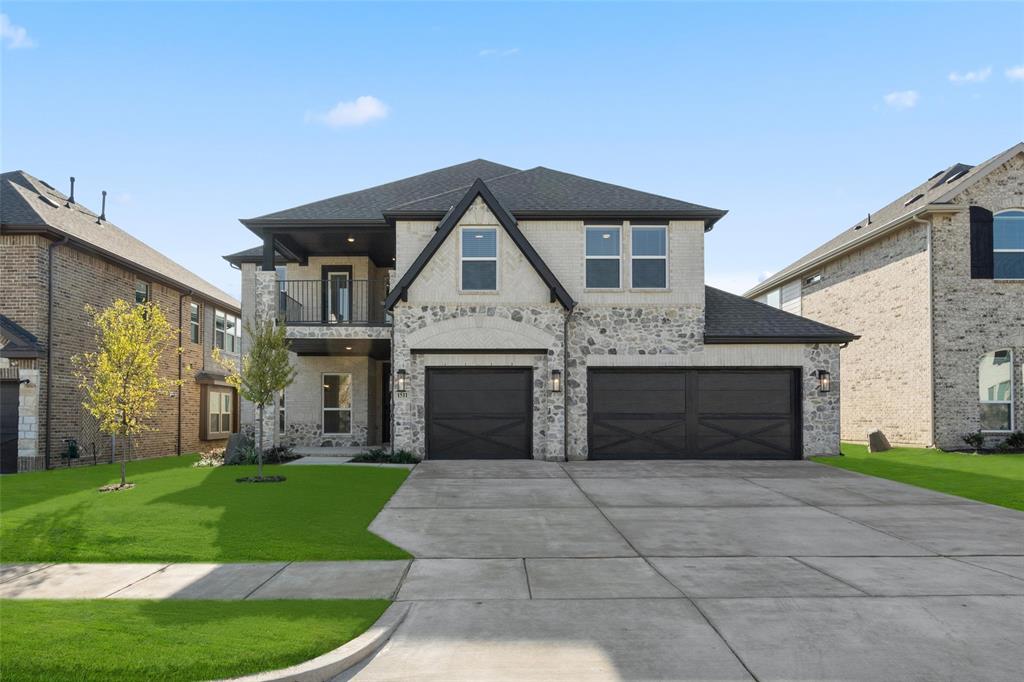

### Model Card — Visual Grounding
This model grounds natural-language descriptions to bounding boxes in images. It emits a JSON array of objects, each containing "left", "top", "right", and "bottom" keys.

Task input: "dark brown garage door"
[
  {"left": 588, "top": 368, "right": 800, "bottom": 460},
  {"left": 426, "top": 368, "right": 532, "bottom": 459}
]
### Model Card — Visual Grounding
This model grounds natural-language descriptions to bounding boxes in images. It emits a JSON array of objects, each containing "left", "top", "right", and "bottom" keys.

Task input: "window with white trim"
[
  {"left": 993, "top": 210, "right": 1024, "bottom": 279},
  {"left": 460, "top": 227, "right": 498, "bottom": 291},
  {"left": 631, "top": 226, "right": 667, "bottom": 289},
  {"left": 979, "top": 349, "right": 1014, "bottom": 431},
  {"left": 323, "top": 373, "right": 352, "bottom": 435},
  {"left": 585, "top": 226, "right": 621, "bottom": 288},
  {"left": 189, "top": 303, "right": 201, "bottom": 344},
  {"left": 206, "top": 387, "right": 234, "bottom": 439},
  {"left": 214, "top": 309, "right": 241, "bottom": 354}
]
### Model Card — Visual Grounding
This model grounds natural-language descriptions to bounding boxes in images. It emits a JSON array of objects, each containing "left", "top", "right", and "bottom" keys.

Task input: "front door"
[
  {"left": 381, "top": 362, "right": 392, "bottom": 444},
  {"left": 321, "top": 265, "right": 352, "bottom": 323},
  {"left": 1, "top": 380, "right": 19, "bottom": 474}
]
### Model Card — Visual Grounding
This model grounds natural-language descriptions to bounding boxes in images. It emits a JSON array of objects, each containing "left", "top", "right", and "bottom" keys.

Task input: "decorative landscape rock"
[
  {"left": 224, "top": 433, "right": 253, "bottom": 465},
  {"left": 868, "top": 429, "right": 891, "bottom": 453}
]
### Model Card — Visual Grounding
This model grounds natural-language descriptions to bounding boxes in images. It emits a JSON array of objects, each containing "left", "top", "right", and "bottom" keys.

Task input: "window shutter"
[
  {"left": 199, "top": 386, "right": 209, "bottom": 441},
  {"left": 970, "top": 206, "right": 994, "bottom": 279}
]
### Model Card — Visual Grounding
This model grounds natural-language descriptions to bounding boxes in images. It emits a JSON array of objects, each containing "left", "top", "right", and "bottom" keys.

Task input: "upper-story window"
[
  {"left": 135, "top": 280, "right": 150, "bottom": 304},
  {"left": 631, "top": 226, "right": 667, "bottom": 289},
  {"left": 994, "top": 210, "right": 1024, "bottom": 279},
  {"left": 460, "top": 227, "right": 498, "bottom": 291},
  {"left": 215, "top": 309, "right": 241, "bottom": 353},
  {"left": 979, "top": 349, "right": 1014, "bottom": 431},
  {"left": 585, "top": 226, "right": 621, "bottom": 289},
  {"left": 189, "top": 303, "right": 201, "bottom": 344}
]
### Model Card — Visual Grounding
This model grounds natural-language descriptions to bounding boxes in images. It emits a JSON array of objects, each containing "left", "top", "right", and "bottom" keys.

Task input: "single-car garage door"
[
  {"left": 426, "top": 368, "right": 532, "bottom": 459},
  {"left": 588, "top": 368, "right": 800, "bottom": 460}
]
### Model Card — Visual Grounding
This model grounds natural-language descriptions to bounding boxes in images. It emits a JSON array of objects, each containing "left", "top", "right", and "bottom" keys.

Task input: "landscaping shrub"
[
  {"left": 996, "top": 431, "right": 1024, "bottom": 453},
  {"left": 193, "top": 449, "right": 225, "bottom": 468},
  {"left": 961, "top": 431, "right": 985, "bottom": 452},
  {"left": 351, "top": 448, "right": 418, "bottom": 464}
]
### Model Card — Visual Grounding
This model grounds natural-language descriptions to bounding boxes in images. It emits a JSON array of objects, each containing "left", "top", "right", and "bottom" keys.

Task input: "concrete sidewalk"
[{"left": 0, "top": 561, "right": 410, "bottom": 600}]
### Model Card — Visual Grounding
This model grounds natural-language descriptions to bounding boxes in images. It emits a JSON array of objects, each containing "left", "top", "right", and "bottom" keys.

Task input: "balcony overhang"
[
  {"left": 246, "top": 223, "right": 396, "bottom": 269},
  {"left": 286, "top": 337, "right": 391, "bottom": 359}
]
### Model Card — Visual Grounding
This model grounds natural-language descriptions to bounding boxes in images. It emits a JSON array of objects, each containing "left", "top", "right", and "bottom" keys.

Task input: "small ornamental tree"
[
  {"left": 215, "top": 318, "right": 295, "bottom": 479},
  {"left": 73, "top": 300, "right": 181, "bottom": 488}
]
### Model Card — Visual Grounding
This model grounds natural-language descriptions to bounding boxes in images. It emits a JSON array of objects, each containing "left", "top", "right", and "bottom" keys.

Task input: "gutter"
[
  {"left": 744, "top": 203, "right": 959, "bottom": 299},
  {"left": 45, "top": 235, "right": 69, "bottom": 469}
]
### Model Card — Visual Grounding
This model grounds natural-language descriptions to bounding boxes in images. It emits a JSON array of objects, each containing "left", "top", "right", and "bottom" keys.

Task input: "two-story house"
[
  {"left": 1, "top": 170, "right": 241, "bottom": 473},
  {"left": 745, "top": 143, "right": 1024, "bottom": 450},
  {"left": 226, "top": 160, "right": 856, "bottom": 461}
]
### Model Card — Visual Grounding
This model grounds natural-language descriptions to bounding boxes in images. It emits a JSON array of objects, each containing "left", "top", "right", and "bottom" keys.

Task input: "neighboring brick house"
[
  {"left": 746, "top": 143, "right": 1024, "bottom": 450},
  {"left": 0, "top": 171, "right": 241, "bottom": 473},
  {"left": 226, "top": 160, "right": 855, "bottom": 461}
]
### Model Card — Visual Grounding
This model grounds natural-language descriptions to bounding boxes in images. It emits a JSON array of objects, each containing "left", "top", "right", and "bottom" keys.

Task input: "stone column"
[
  {"left": 249, "top": 268, "right": 279, "bottom": 448},
  {"left": 802, "top": 343, "right": 842, "bottom": 457}
]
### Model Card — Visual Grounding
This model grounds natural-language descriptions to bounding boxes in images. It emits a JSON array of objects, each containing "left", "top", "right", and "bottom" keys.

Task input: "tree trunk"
[
  {"left": 121, "top": 437, "right": 128, "bottom": 486},
  {"left": 257, "top": 405, "right": 264, "bottom": 480}
]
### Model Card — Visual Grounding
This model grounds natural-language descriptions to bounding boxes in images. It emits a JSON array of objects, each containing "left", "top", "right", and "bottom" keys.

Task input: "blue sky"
[{"left": 3, "top": 1, "right": 1023, "bottom": 299}]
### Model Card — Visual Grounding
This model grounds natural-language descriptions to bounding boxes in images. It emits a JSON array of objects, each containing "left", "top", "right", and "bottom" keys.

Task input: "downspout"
[
  {"left": 177, "top": 289, "right": 193, "bottom": 455},
  {"left": 45, "top": 236, "right": 69, "bottom": 469},
  {"left": 910, "top": 214, "right": 936, "bottom": 447}
]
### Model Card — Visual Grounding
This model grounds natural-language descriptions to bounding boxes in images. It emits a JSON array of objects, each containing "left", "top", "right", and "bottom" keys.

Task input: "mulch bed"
[{"left": 235, "top": 476, "right": 287, "bottom": 483}]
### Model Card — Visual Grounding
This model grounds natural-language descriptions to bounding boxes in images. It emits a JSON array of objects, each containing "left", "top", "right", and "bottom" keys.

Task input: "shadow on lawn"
[
  {"left": 822, "top": 457, "right": 1024, "bottom": 511},
  {"left": 147, "top": 464, "right": 411, "bottom": 562}
]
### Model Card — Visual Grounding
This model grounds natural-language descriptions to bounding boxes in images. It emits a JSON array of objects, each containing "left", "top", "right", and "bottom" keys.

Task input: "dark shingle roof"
[
  {"left": 704, "top": 287, "right": 857, "bottom": 343},
  {"left": 247, "top": 159, "right": 520, "bottom": 222},
  {"left": 241, "top": 160, "right": 725, "bottom": 227},
  {"left": 0, "top": 314, "right": 44, "bottom": 358},
  {"left": 1, "top": 171, "right": 239, "bottom": 311},
  {"left": 387, "top": 166, "right": 724, "bottom": 220}
]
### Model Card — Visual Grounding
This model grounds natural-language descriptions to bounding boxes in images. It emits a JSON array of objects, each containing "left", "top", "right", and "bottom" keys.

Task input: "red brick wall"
[{"left": 0, "top": 233, "right": 234, "bottom": 467}]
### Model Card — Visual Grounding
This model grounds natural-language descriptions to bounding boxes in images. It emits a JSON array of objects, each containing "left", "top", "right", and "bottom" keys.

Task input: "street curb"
[{"left": 217, "top": 602, "right": 410, "bottom": 682}]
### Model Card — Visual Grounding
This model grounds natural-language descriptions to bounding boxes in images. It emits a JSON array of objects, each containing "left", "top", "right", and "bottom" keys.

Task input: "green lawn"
[
  {"left": 813, "top": 443, "right": 1024, "bottom": 511},
  {"left": 0, "top": 599, "right": 388, "bottom": 682},
  {"left": 0, "top": 456, "right": 411, "bottom": 562}
]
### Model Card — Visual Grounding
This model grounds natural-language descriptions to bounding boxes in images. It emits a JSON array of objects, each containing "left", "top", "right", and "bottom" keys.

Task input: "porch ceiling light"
[
  {"left": 396, "top": 369, "right": 407, "bottom": 393},
  {"left": 346, "top": 237, "right": 355, "bottom": 243},
  {"left": 816, "top": 370, "right": 831, "bottom": 393},
  {"left": 550, "top": 369, "right": 562, "bottom": 393}
]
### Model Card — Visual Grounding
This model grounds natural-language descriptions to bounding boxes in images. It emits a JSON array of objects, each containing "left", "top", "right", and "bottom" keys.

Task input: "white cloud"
[
  {"left": 948, "top": 66, "right": 992, "bottom": 85},
  {"left": 306, "top": 95, "right": 389, "bottom": 128},
  {"left": 1006, "top": 65, "right": 1024, "bottom": 82},
  {"left": 1, "top": 14, "right": 35, "bottom": 49},
  {"left": 883, "top": 90, "right": 919, "bottom": 110},
  {"left": 479, "top": 48, "right": 519, "bottom": 57}
]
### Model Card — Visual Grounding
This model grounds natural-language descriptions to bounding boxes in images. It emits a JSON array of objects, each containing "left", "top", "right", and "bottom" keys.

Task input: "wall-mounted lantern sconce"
[
  {"left": 396, "top": 369, "right": 407, "bottom": 393},
  {"left": 550, "top": 369, "right": 562, "bottom": 393},
  {"left": 816, "top": 370, "right": 831, "bottom": 393}
]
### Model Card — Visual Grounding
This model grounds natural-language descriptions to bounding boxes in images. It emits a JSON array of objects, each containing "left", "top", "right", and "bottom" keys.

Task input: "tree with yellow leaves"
[{"left": 73, "top": 299, "right": 181, "bottom": 488}]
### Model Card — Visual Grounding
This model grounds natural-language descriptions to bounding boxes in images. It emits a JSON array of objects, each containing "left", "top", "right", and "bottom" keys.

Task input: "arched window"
[
  {"left": 994, "top": 210, "right": 1024, "bottom": 279},
  {"left": 979, "top": 350, "right": 1014, "bottom": 431}
]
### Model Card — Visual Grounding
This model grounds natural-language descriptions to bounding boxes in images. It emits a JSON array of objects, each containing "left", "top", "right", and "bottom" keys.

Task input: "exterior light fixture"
[
  {"left": 396, "top": 369, "right": 407, "bottom": 393},
  {"left": 550, "top": 369, "right": 562, "bottom": 393},
  {"left": 346, "top": 237, "right": 355, "bottom": 243},
  {"left": 816, "top": 370, "right": 831, "bottom": 393},
  {"left": 344, "top": 346, "right": 352, "bottom": 351}
]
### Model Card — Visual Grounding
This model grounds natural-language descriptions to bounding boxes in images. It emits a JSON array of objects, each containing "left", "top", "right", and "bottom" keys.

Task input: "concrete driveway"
[{"left": 349, "top": 459, "right": 1024, "bottom": 681}]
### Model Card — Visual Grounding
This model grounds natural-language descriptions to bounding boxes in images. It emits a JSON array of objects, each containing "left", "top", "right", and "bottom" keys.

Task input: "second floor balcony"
[{"left": 278, "top": 278, "right": 390, "bottom": 325}]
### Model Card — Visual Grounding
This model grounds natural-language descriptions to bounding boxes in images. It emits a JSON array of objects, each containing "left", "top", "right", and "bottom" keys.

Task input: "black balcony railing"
[{"left": 277, "top": 279, "right": 390, "bottom": 325}]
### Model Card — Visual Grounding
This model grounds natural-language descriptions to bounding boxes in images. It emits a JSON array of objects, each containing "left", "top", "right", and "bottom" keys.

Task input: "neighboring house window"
[
  {"left": 214, "top": 310, "right": 241, "bottom": 353},
  {"left": 764, "top": 288, "right": 781, "bottom": 309},
  {"left": 460, "top": 227, "right": 498, "bottom": 291},
  {"left": 631, "top": 226, "right": 667, "bottom": 289},
  {"left": 994, "top": 210, "right": 1024, "bottom": 279},
  {"left": 189, "top": 303, "right": 201, "bottom": 344},
  {"left": 278, "top": 390, "right": 286, "bottom": 433},
  {"left": 585, "top": 226, "right": 621, "bottom": 289},
  {"left": 804, "top": 272, "right": 822, "bottom": 286},
  {"left": 206, "top": 387, "right": 234, "bottom": 439},
  {"left": 979, "top": 349, "right": 1014, "bottom": 431},
  {"left": 323, "top": 373, "right": 352, "bottom": 435},
  {"left": 135, "top": 280, "right": 150, "bottom": 304}
]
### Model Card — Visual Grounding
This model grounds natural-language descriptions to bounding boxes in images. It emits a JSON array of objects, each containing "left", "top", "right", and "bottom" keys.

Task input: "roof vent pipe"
[
  {"left": 66, "top": 176, "right": 76, "bottom": 206},
  {"left": 867, "top": 212, "right": 872, "bottom": 225},
  {"left": 97, "top": 190, "right": 107, "bottom": 223}
]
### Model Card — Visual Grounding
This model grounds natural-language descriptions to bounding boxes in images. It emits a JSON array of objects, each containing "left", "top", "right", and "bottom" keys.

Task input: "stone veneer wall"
[
  {"left": 391, "top": 303, "right": 566, "bottom": 460},
  {"left": 930, "top": 154, "right": 1024, "bottom": 449},
  {"left": 564, "top": 305, "right": 704, "bottom": 460},
  {"left": 802, "top": 344, "right": 842, "bottom": 456}
]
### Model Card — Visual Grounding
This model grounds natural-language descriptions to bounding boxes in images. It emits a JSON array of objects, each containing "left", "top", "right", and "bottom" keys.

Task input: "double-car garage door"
[
  {"left": 424, "top": 367, "right": 801, "bottom": 460},
  {"left": 589, "top": 368, "right": 801, "bottom": 460}
]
